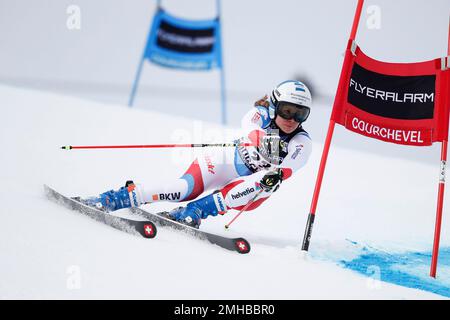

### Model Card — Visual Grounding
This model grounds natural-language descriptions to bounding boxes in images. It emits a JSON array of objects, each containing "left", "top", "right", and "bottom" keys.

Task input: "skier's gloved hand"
[{"left": 259, "top": 168, "right": 283, "bottom": 193}]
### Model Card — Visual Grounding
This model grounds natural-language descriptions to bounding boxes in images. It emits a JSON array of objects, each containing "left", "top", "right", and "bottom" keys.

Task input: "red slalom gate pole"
[
  {"left": 430, "top": 141, "right": 448, "bottom": 278},
  {"left": 301, "top": 0, "right": 364, "bottom": 252},
  {"left": 430, "top": 16, "right": 450, "bottom": 278},
  {"left": 61, "top": 143, "right": 252, "bottom": 150},
  {"left": 301, "top": 121, "right": 336, "bottom": 251},
  {"left": 349, "top": 0, "right": 364, "bottom": 41}
]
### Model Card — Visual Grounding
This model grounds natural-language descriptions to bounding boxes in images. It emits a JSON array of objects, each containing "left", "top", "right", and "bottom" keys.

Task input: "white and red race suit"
[{"left": 140, "top": 105, "right": 312, "bottom": 214}]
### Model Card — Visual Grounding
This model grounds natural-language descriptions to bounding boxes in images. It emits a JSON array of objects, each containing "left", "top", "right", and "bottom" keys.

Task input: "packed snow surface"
[{"left": 0, "top": 84, "right": 448, "bottom": 299}]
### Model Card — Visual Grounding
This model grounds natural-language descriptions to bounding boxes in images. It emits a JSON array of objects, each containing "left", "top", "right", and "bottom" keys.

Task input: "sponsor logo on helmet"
[
  {"left": 294, "top": 81, "right": 308, "bottom": 93},
  {"left": 291, "top": 92, "right": 310, "bottom": 100}
]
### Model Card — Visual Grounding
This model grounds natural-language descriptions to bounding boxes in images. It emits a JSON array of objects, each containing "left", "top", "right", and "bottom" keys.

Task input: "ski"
[
  {"left": 130, "top": 207, "right": 250, "bottom": 254},
  {"left": 44, "top": 185, "right": 157, "bottom": 239}
]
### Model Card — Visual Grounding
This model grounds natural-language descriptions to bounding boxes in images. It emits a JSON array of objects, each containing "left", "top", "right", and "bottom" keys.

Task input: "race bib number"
[{"left": 237, "top": 138, "right": 277, "bottom": 172}]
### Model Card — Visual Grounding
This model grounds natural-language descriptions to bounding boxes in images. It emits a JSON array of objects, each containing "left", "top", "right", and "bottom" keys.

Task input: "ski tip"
[
  {"left": 43, "top": 184, "right": 53, "bottom": 197},
  {"left": 61, "top": 145, "right": 72, "bottom": 150},
  {"left": 234, "top": 238, "right": 251, "bottom": 254},
  {"left": 142, "top": 222, "right": 157, "bottom": 239}
]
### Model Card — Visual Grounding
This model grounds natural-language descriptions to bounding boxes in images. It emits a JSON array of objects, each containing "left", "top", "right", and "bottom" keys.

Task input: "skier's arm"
[
  {"left": 218, "top": 135, "right": 310, "bottom": 212},
  {"left": 276, "top": 133, "right": 312, "bottom": 180},
  {"left": 241, "top": 106, "right": 271, "bottom": 132}
]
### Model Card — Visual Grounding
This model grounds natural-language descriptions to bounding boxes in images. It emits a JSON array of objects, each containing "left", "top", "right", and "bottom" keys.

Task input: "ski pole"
[
  {"left": 225, "top": 189, "right": 264, "bottom": 230},
  {"left": 61, "top": 142, "right": 253, "bottom": 150}
]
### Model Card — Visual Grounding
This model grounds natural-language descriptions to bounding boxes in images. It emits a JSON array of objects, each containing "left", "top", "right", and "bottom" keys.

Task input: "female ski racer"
[{"left": 83, "top": 80, "right": 312, "bottom": 228}]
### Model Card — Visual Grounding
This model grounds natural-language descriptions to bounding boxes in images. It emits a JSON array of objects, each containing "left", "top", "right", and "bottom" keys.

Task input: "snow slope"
[{"left": 0, "top": 84, "right": 448, "bottom": 299}]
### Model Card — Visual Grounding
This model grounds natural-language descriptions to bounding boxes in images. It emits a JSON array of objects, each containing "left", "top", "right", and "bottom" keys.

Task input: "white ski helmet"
[{"left": 269, "top": 80, "right": 312, "bottom": 122}]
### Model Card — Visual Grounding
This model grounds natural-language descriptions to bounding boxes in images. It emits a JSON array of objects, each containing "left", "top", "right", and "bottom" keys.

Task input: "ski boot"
[
  {"left": 163, "top": 191, "right": 227, "bottom": 228},
  {"left": 82, "top": 180, "right": 143, "bottom": 212}
]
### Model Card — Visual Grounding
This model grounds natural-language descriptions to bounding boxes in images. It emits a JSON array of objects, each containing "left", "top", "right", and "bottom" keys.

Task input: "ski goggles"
[{"left": 276, "top": 102, "right": 310, "bottom": 123}]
